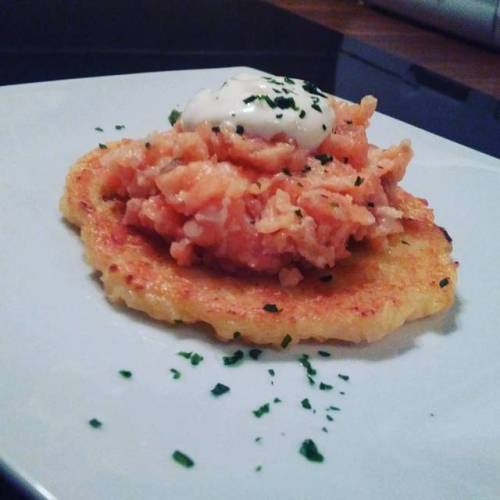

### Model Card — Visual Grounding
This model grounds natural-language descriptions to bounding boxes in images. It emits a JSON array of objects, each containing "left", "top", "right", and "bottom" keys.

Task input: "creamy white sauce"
[{"left": 181, "top": 73, "right": 335, "bottom": 150}]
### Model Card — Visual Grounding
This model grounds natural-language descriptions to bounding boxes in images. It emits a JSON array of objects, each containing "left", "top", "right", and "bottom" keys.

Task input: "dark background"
[{"left": 0, "top": 0, "right": 499, "bottom": 497}]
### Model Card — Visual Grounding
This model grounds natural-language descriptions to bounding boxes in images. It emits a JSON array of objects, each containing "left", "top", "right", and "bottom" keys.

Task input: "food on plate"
[{"left": 60, "top": 73, "right": 457, "bottom": 345}]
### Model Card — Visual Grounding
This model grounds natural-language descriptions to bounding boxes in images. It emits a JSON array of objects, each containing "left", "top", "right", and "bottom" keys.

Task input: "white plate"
[{"left": 1, "top": 67, "right": 499, "bottom": 500}]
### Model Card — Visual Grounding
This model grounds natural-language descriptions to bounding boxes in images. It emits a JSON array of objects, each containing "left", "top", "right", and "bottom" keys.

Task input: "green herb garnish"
[
  {"left": 273, "top": 397, "right": 282, "bottom": 403},
  {"left": 95, "top": 126, "right": 103, "bottom": 132},
  {"left": 178, "top": 351, "right": 192, "bottom": 359},
  {"left": 268, "top": 369, "right": 275, "bottom": 377},
  {"left": 263, "top": 303, "right": 280, "bottom": 313},
  {"left": 223, "top": 350, "right": 244, "bottom": 366},
  {"left": 327, "top": 405, "right": 341, "bottom": 412},
  {"left": 354, "top": 176, "right": 364, "bottom": 186},
  {"left": 299, "top": 110, "right": 306, "bottom": 119},
  {"left": 172, "top": 450, "right": 194, "bottom": 468},
  {"left": 299, "top": 439, "right": 324, "bottom": 463},
  {"left": 98, "top": 143, "right": 108, "bottom": 149},
  {"left": 118, "top": 370, "right": 132, "bottom": 379},
  {"left": 274, "top": 96, "right": 298, "bottom": 110},
  {"left": 255, "top": 465, "right": 263, "bottom": 472},
  {"left": 322, "top": 124, "right": 327, "bottom": 131},
  {"left": 326, "top": 414, "right": 334, "bottom": 421},
  {"left": 88, "top": 418, "right": 102, "bottom": 429},
  {"left": 295, "top": 209, "right": 303, "bottom": 218},
  {"left": 255, "top": 436, "right": 262, "bottom": 442},
  {"left": 115, "top": 124, "right": 125, "bottom": 130},
  {"left": 281, "top": 334, "right": 292, "bottom": 349},
  {"left": 315, "top": 154, "right": 332, "bottom": 165},
  {"left": 307, "top": 375, "right": 315, "bottom": 385},
  {"left": 311, "top": 103, "right": 322, "bottom": 113},
  {"left": 276, "top": 113, "right": 283, "bottom": 119},
  {"left": 439, "top": 277, "right": 449, "bottom": 288},
  {"left": 211, "top": 383, "right": 230, "bottom": 396},
  {"left": 319, "top": 382, "right": 333, "bottom": 391},
  {"left": 212, "top": 126, "right": 220, "bottom": 133},
  {"left": 301, "top": 398, "right": 312, "bottom": 410},
  {"left": 284, "top": 76, "right": 295, "bottom": 84},
  {"left": 338, "top": 374, "right": 349, "bottom": 382},
  {"left": 322, "top": 427, "right": 328, "bottom": 433},
  {"left": 249, "top": 348, "right": 263, "bottom": 360},
  {"left": 302, "top": 81, "right": 326, "bottom": 97},
  {"left": 190, "top": 353, "right": 204, "bottom": 366},
  {"left": 170, "top": 368, "right": 181, "bottom": 380},
  {"left": 299, "top": 354, "right": 317, "bottom": 377},
  {"left": 318, "top": 350, "right": 331, "bottom": 357},
  {"left": 168, "top": 109, "right": 181, "bottom": 126},
  {"left": 253, "top": 403, "right": 270, "bottom": 418}
]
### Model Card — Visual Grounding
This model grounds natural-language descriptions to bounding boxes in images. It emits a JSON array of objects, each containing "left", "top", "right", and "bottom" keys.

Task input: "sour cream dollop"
[{"left": 181, "top": 73, "right": 335, "bottom": 150}]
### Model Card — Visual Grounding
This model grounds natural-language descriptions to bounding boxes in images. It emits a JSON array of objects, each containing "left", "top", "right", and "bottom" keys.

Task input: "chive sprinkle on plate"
[{"left": 172, "top": 450, "right": 195, "bottom": 468}]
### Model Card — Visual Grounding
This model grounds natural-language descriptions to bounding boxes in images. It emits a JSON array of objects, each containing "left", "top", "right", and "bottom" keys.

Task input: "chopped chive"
[
  {"left": 211, "top": 383, "right": 230, "bottom": 396},
  {"left": 282, "top": 168, "right": 291, "bottom": 176},
  {"left": 88, "top": 418, "right": 102, "bottom": 429},
  {"left": 263, "top": 303, "right": 280, "bottom": 313},
  {"left": 172, "top": 450, "right": 194, "bottom": 468},
  {"left": 190, "top": 353, "right": 204, "bottom": 366},
  {"left": 274, "top": 96, "right": 298, "bottom": 110},
  {"left": 170, "top": 368, "right": 181, "bottom": 380},
  {"left": 114, "top": 124, "right": 125, "bottom": 130},
  {"left": 319, "top": 274, "right": 332, "bottom": 283},
  {"left": 439, "top": 278, "right": 449, "bottom": 288},
  {"left": 354, "top": 176, "right": 364, "bottom": 186},
  {"left": 327, "top": 405, "right": 341, "bottom": 411},
  {"left": 255, "top": 436, "right": 262, "bottom": 443},
  {"left": 98, "top": 143, "right": 108, "bottom": 149},
  {"left": 255, "top": 465, "right": 263, "bottom": 472},
  {"left": 94, "top": 126, "right": 103, "bottom": 132},
  {"left": 276, "top": 113, "right": 283, "bottom": 119},
  {"left": 319, "top": 382, "right": 333, "bottom": 391},
  {"left": 315, "top": 154, "right": 333, "bottom": 165},
  {"left": 318, "top": 350, "right": 331, "bottom": 357},
  {"left": 338, "top": 374, "right": 349, "bottom": 382},
  {"left": 118, "top": 370, "right": 132, "bottom": 379},
  {"left": 281, "top": 334, "right": 292, "bottom": 349},
  {"left": 249, "top": 348, "right": 263, "bottom": 360},
  {"left": 273, "top": 397, "right": 282, "bottom": 403},
  {"left": 322, "top": 124, "right": 327, "bottom": 131},
  {"left": 311, "top": 103, "right": 322, "bottom": 113},
  {"left": 233, "top": 331, "right": 241, "bottom": 339},
  {"left": 301, "top": 398, "right": 312, "bottom": 410},
  {"left": 284, "top": 76, "right": 295, "bottom": 84},
  {"left": 326, "top": 414, "right": 334, "bottom": 422},
  {"left": 302, "top": 81, "right": 326, "bottom": 98},
  {"left": 178, "top": 351, "right": 192, "bottom": 359},
  {"left": 307, "top": 375, "right": 315, "bottom": 386},
  {"left": 236, "top": 125, "right": 244, "bottom": 135},
  {"left": 299, "top": 110, "right": 306, "bottom": 119},
  {"left": 299, "top": 354, "right": 317, "bottom": 377},
  {"left": 295, "top": 209, "right": 303, "bottom": 218},
  {"left": 268, "top": 369, "right": 275, "bottom": 377},
  {"left": 253, "top": 403, "right": 270, "bottom": 418},
  {"left": 223, "top": 350, "right": 244, "bottom": 366},
  {"left": 322, "top": 427, "right": 328, "bottom": 433},
  {"left": 243, "top": 95, "right": 257, "bottom": 104},
  {"left": 299, "top": 439, "right": 324, "bottom": 463},
  {"left": 168, "top": 109, "right": 181, "bottom": 126}
]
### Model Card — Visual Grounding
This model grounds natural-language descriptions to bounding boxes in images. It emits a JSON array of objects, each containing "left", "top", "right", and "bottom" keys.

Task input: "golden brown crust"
[{"left": 60, "top": 141, "right": 457, "bottom": 346}]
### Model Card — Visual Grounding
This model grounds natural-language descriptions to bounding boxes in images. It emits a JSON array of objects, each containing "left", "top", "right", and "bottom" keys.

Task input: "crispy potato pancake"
[{"left": 61, "top": 141, "right": 457, "bottom": 346}]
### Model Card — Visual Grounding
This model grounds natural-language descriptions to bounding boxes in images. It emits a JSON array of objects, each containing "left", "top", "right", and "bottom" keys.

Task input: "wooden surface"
[{"left": 267, "top": 0, "right": 500, "bottom": 98}]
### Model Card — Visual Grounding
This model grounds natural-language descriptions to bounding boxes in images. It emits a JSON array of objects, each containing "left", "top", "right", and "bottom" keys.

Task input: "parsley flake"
[
  {"left": 322, "top": 124, "right": 327, "bottom": 131},
  {"left": 88, "top": 418, "right": 102, "bottom": 429},
  {"left": 172, "top": 450, "right": 194, "bottom": 468},
  {"left": 281, "top": 334, "right": 292, "bottom": 349},
  {"left": 249, "top": 348, "right": 263, "bottom": 360},
  {"left": 315, "top": 154, "right": 333, "bottom": 165},
  {"left": 311, "top": 103, "right": 322, "bottom": 113},
  {"left": 299, "top": 354, "right": 317, "bottom": 377},
  {"left": 299, "top": 439, "right": 324, "bottom": 463},
  {"left": 211, "top": 383, "right": 230, "bottom": 396},
  {"left": 190, "top": 353, "right": 204, "bottom": 366},
  {"left": 263, "top": 303, "right": 280, "bottom": 313},
  {"left": 284, "top": 76, "right": 295, "bottom": 84},
  {"left": 253, "top": 403, "right": 270, "bottom": 418},
  {"left": 319, "top": 382, "right": 333, "bottom": 391},
  {"left": 223, "top": 350, "right": 244, "bottom": 366},
  {"left": 338, "top": 374, "right": 350, "bottom": 382},
  {"left": 439, "top": 278, "right": 449, "bottom": 288},
  {"left": 318, "top": 350, "right": 331, "bottom": 357},
  {"left": 118, "top": 370, "right": 132, "bottom": 379},
  {"left": 301, "top": 398, "right": 312, "bottom": 410},
  {"left": 168, "top": 109, "right": 181, "bottom": 126},
  {"left": 170, "top": 368, "right": 181, "bottom": 380},
  {"left": 255, "top": 436, "right": 262, "bottom": 443}
]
